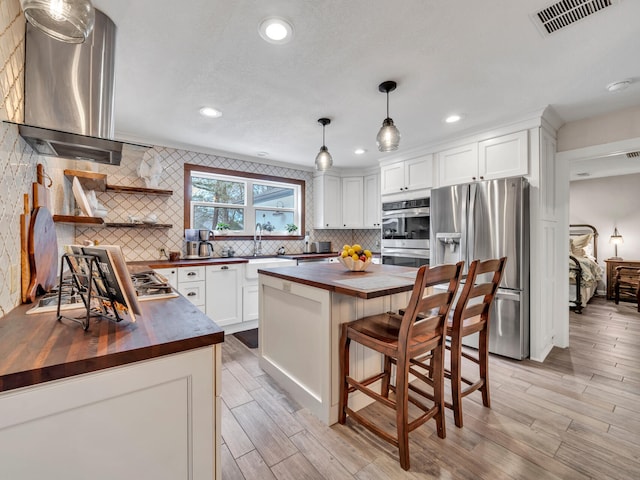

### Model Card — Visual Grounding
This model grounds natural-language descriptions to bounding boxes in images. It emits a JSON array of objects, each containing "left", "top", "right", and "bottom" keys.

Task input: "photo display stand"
[{"left": 57, "top": 246, "right": 140, "bottom": 330}]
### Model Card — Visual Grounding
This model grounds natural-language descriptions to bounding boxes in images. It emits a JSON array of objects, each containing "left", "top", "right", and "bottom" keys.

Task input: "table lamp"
[{"left": 609, "top": 227, "right": 623, "bottom": 260}]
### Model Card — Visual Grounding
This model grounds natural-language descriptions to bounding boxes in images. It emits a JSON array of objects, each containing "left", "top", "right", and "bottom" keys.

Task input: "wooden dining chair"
[
  {"left": 614, "top": 266, "right": 640, "bottom": 312},
  {"left": 338, "top": 262, "right": 464, "bottom": 471}
]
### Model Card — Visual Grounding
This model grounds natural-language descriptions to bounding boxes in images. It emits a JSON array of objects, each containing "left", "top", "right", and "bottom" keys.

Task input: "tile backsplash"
[{"left": 0, "top": 0, "right": 381, "bottom": 317}]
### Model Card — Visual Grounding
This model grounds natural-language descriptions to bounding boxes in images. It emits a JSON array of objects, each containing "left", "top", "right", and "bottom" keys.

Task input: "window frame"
[{"left": 184, "top": 164, "right": 305, "bottom": 239}]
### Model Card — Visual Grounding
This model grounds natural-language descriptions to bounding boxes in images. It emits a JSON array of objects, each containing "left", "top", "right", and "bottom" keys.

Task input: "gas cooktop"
[{"left": 27, "top": 271, "right": 178, "bottom": 315}]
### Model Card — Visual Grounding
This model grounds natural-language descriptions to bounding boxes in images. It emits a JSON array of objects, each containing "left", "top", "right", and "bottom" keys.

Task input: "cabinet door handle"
[
  {"left": 472, "top": 177, "right": 476, "bottom": 181},
  {"left": 187, "top": 292, "right": 196, "bottom": 296},
  {"left": 221, "top": 266, "right": 228, "bottom": 270},
  {"left": 479, "top": 176, "right": 484, "bottom": 180},
  {"left": 187, "top": 271, "right": 196, "bottom": 276}
]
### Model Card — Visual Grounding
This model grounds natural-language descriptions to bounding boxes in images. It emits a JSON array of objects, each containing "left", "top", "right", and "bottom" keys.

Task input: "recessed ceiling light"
[
  {"left": 445, "top": 114, "right": 463, "bottom": 123},
  {"left": 199, "top": 106, "right": 222, "bottom": 118},
  {"left": 259, "top": 17, "right": 294, "bottom": 44},
  {"left": 354, "top": 148, "right": 366, "bottom": 155},
  {"left": 606, "top": 79, "right": 632, "bottom": 93},
  {"left": 257, "top": 151, "right": 269, "bottom": 157}
]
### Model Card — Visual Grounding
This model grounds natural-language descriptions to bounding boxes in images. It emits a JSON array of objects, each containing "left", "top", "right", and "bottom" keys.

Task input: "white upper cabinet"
[
  {"left": 380, "top": 155, "right": 433, "bottom": 195},
  {"left": 363, "top": 173, "right": 381, "bottom": 228},
  {"left": 341, "top": 176, "right": 364, "bottom": 228},
  {"left": 314, "top": 172, "right": 380, "bottom": 229},
  {"left": 436, "top": 130, "right": 528, "bottom": 187},
  {"left": 436, "top": 143, "right": 478, "bottom": 187},
  {"left": 313, "top": 173, "right": 342, "bottom": 228},
  {"left": 478, "top": 130, "right": 528, "bottom": 180}
]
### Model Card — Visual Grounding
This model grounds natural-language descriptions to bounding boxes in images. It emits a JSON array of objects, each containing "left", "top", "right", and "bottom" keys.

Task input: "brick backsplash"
[{"left": 0, "top": 0, "right": 381, "bottom": 317}]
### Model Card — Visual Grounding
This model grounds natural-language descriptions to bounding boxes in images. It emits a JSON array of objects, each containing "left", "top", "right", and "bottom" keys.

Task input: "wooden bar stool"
[
  {"left": 445, "top": 257, "right": 506, "bottom": 428},
  {"left": 338, "top": 262, "right": 463, "bottom": 471}
]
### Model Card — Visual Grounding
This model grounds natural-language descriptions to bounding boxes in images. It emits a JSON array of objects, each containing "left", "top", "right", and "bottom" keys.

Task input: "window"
[{"left": 185, "top": 164, "right": 305, "bottom": 236}]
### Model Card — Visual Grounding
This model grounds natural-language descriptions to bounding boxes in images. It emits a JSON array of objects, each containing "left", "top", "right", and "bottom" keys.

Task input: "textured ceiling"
[{"left": 92, "top": 0, "right": 640, "bottom": 171}]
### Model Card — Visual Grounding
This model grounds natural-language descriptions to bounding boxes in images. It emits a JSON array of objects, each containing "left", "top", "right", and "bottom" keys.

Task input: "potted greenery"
[
  {"left": 286, "top": 223, "right": 298, "bottom": 235},
  {"left": 216, "top": 222, "right": 230, "bottom": 235}
]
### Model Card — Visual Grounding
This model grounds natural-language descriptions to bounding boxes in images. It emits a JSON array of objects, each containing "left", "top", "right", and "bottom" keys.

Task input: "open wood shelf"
[
  {"left": 104, "top": 223, "right": 173, "bottom": 229},
  {"left": 52, "top": 216, "right": 172, "bottom": 229},
  {"left": 64, "top": 169, "right": 173, "bottom": 196},
  {"left": 53, "top": 215, "right": 105, "bottom": 225},
  {"left": 105, "top": 185, "right": 173, "bottom": 196}
]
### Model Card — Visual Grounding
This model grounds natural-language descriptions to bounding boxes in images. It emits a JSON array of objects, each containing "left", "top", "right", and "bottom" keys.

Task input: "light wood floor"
[{"left": 220, "top": 296, "right": 640, "bottom": 479}]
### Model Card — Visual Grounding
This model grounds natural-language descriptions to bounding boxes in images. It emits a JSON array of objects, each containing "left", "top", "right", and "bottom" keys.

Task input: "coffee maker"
[
  {"left": 197, "top": 229, "right": 214, "bottom": 258},
  {"left": 184, "top": 229, "right": 214, "bottom": 258}
]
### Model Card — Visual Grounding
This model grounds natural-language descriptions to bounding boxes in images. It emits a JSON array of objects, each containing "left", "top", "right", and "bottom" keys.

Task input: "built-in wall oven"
[{"left": 381, "top": 197, "right": 430, "bottom": 268}]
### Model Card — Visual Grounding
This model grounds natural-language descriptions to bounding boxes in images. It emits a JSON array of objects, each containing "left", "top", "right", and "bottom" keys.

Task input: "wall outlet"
[{"left": 10, "top": 263, "right": 19, "bottom": 294}]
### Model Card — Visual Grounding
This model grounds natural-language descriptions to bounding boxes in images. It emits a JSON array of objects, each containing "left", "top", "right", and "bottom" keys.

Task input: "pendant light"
[
  {"left": 20, "top": 0, "right": 96, "bottom": 44},
  {"left": 315, "top": 118, "right": 333, "bottom": 171},
  {"left": 376, "top": 80, "right": 401, "bottom": 152}
]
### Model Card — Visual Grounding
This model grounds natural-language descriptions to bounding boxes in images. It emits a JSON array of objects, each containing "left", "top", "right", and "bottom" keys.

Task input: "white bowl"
[{"left": 338, "top": 255, "right": 372, "bottom": 272}]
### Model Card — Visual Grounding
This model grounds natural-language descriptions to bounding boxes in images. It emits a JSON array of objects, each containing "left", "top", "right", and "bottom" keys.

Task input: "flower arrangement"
[{"left": 285, "top": 223, "right": 298, "bottom": 234}]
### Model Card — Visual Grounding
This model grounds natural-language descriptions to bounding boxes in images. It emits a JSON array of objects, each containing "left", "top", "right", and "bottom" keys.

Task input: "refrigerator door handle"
[{"left": 467, "top": 182, "right": 477, "bottom": 263}]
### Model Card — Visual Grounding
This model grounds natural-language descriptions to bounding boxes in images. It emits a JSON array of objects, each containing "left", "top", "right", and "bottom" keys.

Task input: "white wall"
[
  {"left": 558, "top": 106, "right": 640, "bottom": 152},
  {"left": 570, "top": 173, "right": 640, "bottom": 261}
]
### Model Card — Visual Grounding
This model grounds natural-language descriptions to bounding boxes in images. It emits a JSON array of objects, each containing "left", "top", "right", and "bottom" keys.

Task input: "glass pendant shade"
[
  {"left": 21, "top": 0, "right": 95, "bottom": 43},
  {"left": 315, "top": 146, "right": 333, "bottom": 171},
  {"left": 314, "top": 118, "right": 333, "bottom": 171},
  {"left": 376, "top": 80, "right": 401, "bottom": 152},
  {"left": 376, "top": 117, "right": 401, "bottom": 152}
]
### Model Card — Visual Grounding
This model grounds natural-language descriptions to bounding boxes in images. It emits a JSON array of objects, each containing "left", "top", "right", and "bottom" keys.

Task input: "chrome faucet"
[{"left": 253, "top": 223, "right": 262, "bottom": 256}]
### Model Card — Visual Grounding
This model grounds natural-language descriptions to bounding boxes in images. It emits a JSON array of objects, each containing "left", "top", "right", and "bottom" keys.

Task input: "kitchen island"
[
  {"left": 258, "top": 262, "right": 418, "bottom": 425},
  {"left": 0, "top": 294, "right": 223, "bottom": 480}
]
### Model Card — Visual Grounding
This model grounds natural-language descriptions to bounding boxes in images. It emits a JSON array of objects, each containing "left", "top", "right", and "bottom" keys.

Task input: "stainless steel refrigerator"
[{"left": 430, "top": 177, "right": 529, "bottom": 359}]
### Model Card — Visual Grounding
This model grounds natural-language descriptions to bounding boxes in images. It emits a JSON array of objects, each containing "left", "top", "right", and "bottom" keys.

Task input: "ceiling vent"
[
  {"left": 626, "top": 151, "right": 640, "bottom": 158},
  {"left": 532, "top": 0, "right": 617, "bottom": 35}
]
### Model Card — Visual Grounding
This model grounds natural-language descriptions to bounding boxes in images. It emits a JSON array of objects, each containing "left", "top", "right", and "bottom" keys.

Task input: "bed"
[{"left": 569, "top": 224, "right": 603, "bottom": 313}]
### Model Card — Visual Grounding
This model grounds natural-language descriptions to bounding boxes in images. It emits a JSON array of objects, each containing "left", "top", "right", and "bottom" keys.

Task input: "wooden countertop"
[
  {"left": 130, "top": 252, "right": 344, "bottom": 269},
  {"left": 258, "top": 263, "right": 418, "bottom": 299},
  {"left": 0, "top": 294, "right": 224, "bottom": 393}
]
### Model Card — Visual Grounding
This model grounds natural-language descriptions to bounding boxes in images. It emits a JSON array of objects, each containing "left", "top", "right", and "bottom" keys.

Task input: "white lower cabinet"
[
  {"left": 176, "top": 265, "right": 206, "bottom": 313},
  {"left": 0, "top": 346, "right": 221, "bottom": 480},
  {"left": 243, "top": 283, "right": 260, "bottom": 323},
  {"left": 242, "top": 259, "right": 297, "bottom": 331},
  {"left": 206, "top": 264, "right": 242, "bottom": 327}
]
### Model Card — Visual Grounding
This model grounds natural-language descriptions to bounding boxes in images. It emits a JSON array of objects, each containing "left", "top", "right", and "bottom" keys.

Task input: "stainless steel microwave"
[{"left": 381, "top": 197, "right": 430, "bottom": 249}]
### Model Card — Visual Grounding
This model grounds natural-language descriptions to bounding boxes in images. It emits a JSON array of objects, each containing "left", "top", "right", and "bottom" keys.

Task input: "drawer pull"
[
  {"left": 187, "top": 292, "right": 196, "bottom": 296},
  {"left": 221, "top": 266, "right": 228, "bottom": 270},
  {"left": 187, "top": 272, "right": 197, "bottom": 276}
]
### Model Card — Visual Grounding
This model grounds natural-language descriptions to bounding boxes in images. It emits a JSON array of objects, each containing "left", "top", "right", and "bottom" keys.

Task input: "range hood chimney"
[{"left": 19, "top": 8, "right": 136, "bottom": 165}]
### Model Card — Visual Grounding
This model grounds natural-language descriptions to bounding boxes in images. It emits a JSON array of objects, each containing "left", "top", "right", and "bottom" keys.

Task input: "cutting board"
[
  {"left": 33, "top": 163, "right": 51, "bottom": 209},
  {"left": 20, "top": 194, "right": 31, "bottom": 303},
  {"left": 26, "top": 206, "right": 59, "bottom": 303}
]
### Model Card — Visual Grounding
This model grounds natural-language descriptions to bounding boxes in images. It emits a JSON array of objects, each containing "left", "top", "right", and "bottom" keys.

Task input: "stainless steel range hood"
[{"left": 17, "top": 9, "right": 142, "bottom": 165}]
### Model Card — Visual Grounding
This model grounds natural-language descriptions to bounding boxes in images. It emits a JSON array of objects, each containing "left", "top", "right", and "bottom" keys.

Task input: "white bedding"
[
  {"left": 569, "top": 255, "right": 603, "bottom": 287},
  {"left": 569, "top": 255, "right": 603, "bottom": 306}
]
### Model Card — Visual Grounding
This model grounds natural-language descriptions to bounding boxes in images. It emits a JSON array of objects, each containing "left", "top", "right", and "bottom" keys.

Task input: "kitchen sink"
[{"left": 245, "top": 257, "right": 297, "bottom": 279}]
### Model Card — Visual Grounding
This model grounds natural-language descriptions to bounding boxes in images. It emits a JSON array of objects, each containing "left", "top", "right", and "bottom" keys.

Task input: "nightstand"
[{"left": 604, "top": 259, "right": 640, "bottom": 300}]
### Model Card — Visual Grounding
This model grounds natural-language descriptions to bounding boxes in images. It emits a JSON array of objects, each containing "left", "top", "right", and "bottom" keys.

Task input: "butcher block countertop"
[
  {"left": 0, "top": 294, "right": 223, "bottom": 393},
  {"left": 258, "top": 263, "right": 418, "bottom": 299},
  {"left": 130, "top": 252, "right": 343, "bottom": 269}
]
